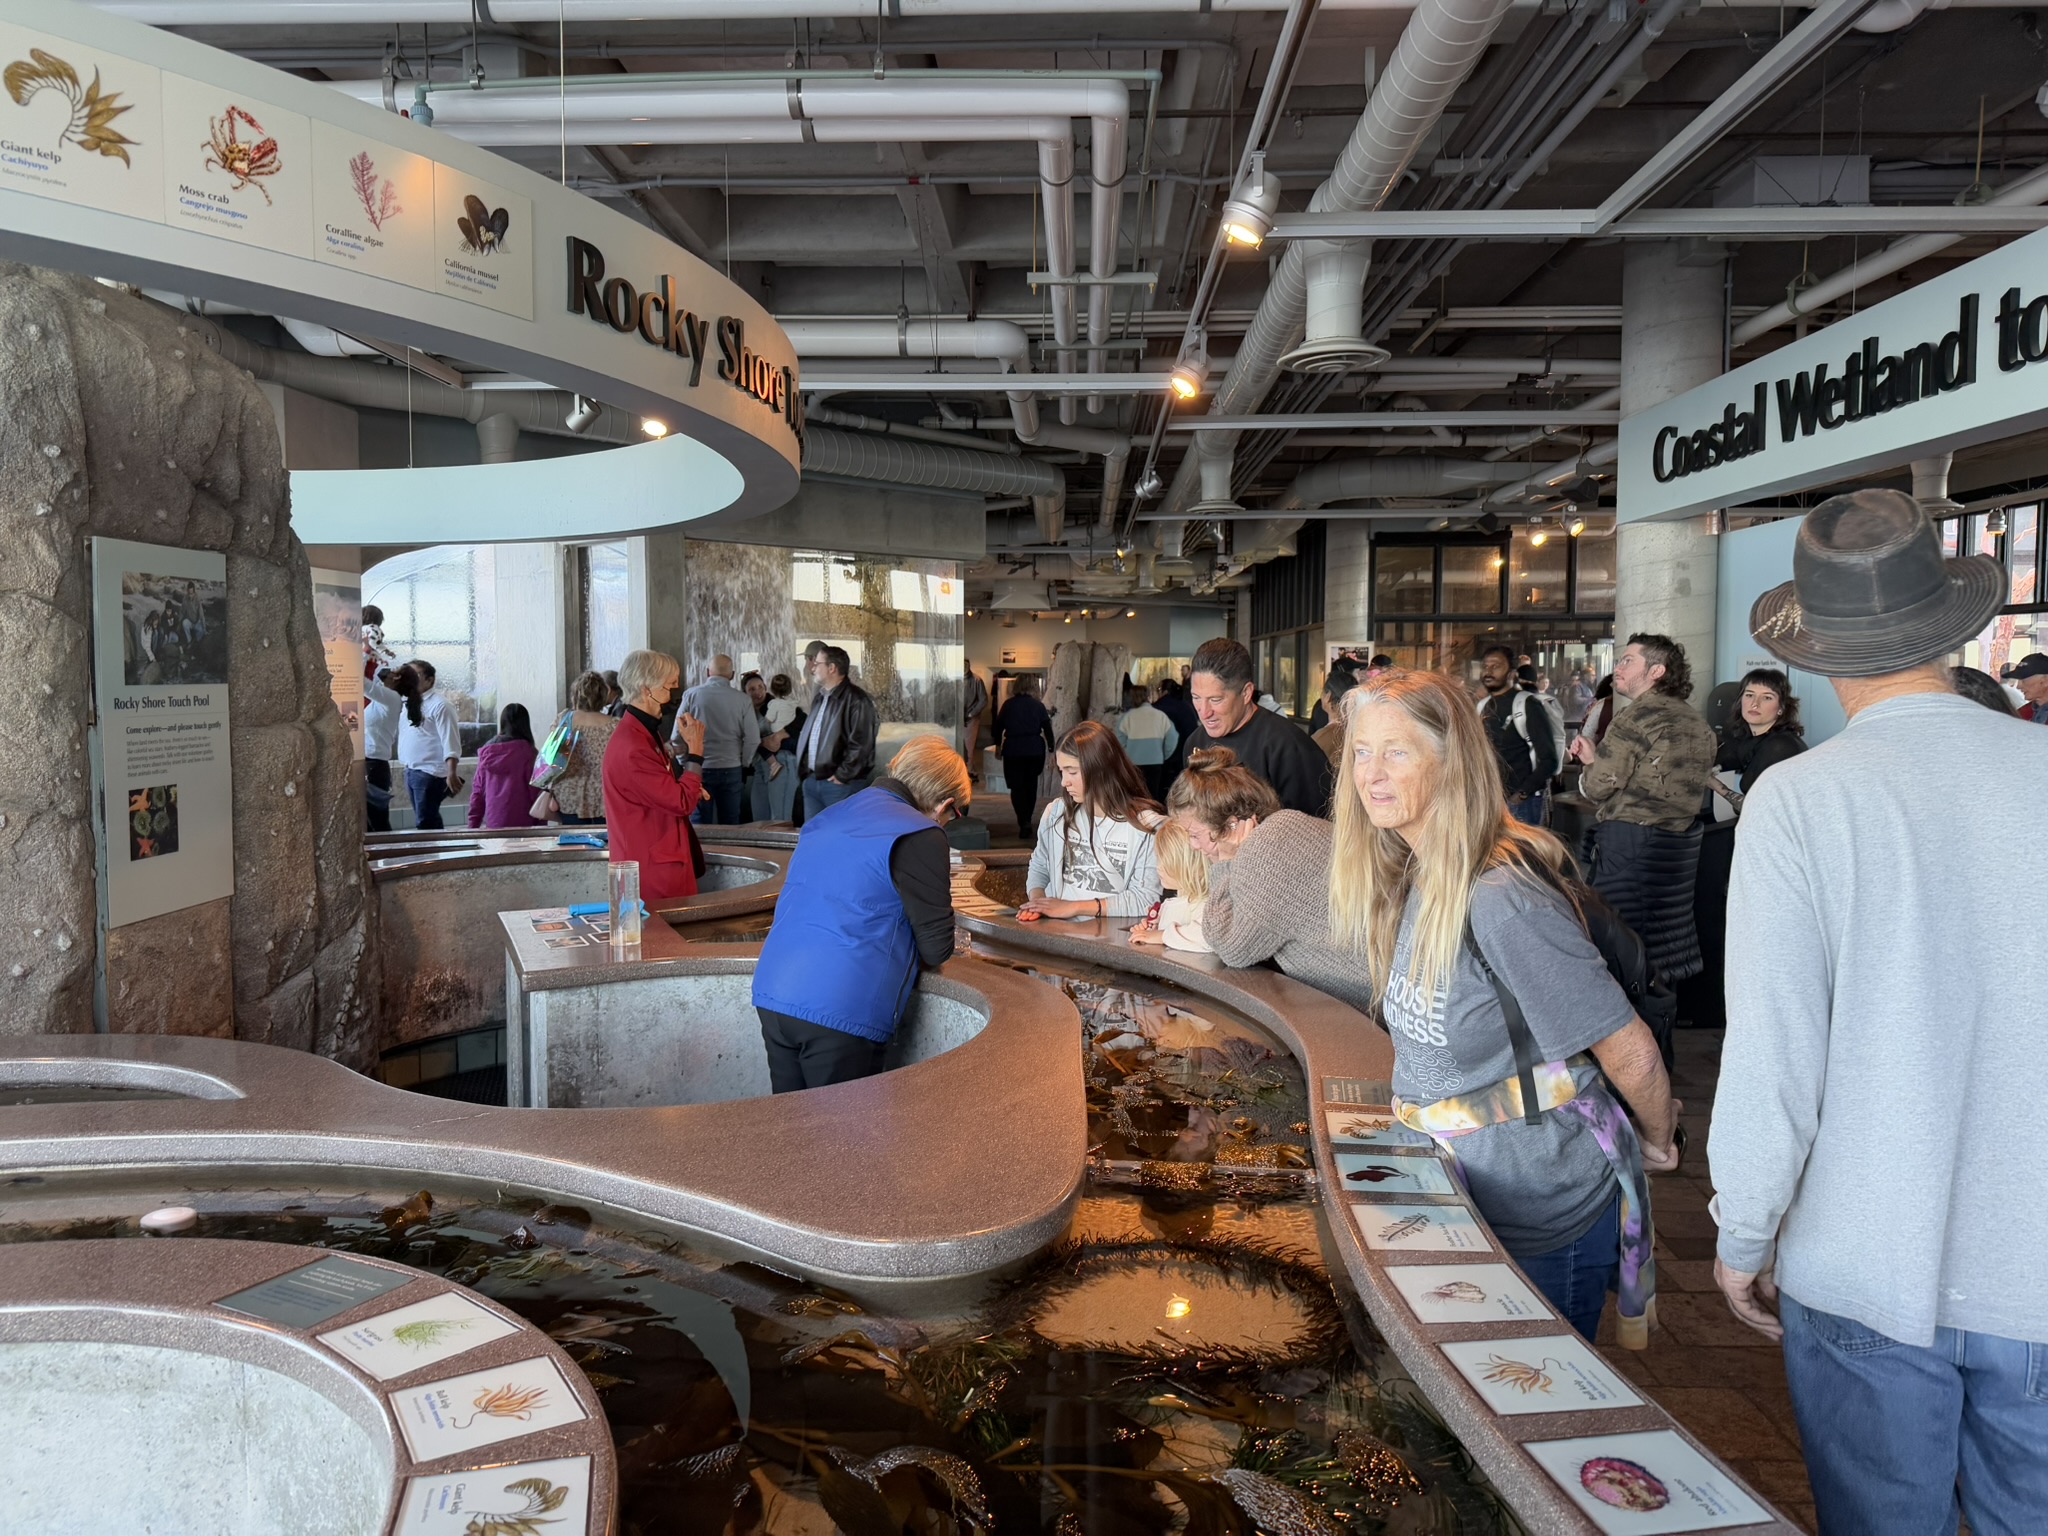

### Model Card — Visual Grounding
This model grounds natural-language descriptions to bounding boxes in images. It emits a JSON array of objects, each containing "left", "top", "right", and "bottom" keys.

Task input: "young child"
[{"left": 1130, "top": 816, "right": 1211, "bottom": 953}]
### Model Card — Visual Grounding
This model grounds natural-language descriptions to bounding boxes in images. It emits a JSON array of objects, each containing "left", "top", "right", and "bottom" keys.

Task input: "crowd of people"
[{"left": 355, "top": 489, "right": 2044, "bottom": 1530}]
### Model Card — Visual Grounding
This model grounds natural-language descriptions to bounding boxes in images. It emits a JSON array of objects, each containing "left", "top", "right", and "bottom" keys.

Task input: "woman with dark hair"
[
  {"left": 394, "top": 660, "right": 464, "bottom": 829},
  {"left": 992, "top": 674, "right": 1055, "bottom": 834},
  {"left": 1167, "top": 748, "right": 1375, "bottom": 1015},
  {"left": 1020, "top": 721, "right": 1163, "bottom": 920},
  {"left": 1708, "top": 667, "right": 1806, "bottom": 813},
  {"left": 1332, "top": 668, "right": 1679, "bottom": 1344},
  {"left": 467, "top": 703, "right": 541, "bottom": 829},
  {"left": 1951, "top": 665, "right": 2019, "bottom": 716}
]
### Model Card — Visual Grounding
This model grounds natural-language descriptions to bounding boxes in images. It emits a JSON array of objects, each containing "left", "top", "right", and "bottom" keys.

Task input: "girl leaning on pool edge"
[{"left": 1330, "top": 668, "right": 1681, "bottom": 1345}]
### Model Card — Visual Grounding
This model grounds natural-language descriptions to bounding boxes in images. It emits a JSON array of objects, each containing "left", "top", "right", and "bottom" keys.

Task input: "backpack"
[{"left": 1511, "top": 690, "right": 1569, "bottom": 777}]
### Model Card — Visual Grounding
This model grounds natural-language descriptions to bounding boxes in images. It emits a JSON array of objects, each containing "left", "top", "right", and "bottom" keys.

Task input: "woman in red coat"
[{"left": 601, "top": 649, "right": 708, "bottom": 903}]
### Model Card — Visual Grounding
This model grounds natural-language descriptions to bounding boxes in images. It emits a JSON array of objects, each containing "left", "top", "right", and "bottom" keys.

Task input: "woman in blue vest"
[{"left": 752, "top": 735, "right": 971, "bottom": 1092}]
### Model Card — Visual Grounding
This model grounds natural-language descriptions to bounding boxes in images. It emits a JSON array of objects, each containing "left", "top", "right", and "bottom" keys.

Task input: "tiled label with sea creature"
[
  {"left": 391, "top": 1355, "right": 585, "bottom": 1460},
  {"left": 319, "top": 1290, "right": 520, "bottom": 1382}
]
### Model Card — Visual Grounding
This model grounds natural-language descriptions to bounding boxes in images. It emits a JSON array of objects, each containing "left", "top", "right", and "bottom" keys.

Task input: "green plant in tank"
[{"left": 390, "top": 1316, "right": 475, "bottom": 1351}]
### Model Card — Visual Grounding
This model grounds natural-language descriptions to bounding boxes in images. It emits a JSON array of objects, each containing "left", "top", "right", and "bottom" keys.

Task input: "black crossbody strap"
[{"left": 1466, "top": 925, "right": 1545, "bottom": 1127}]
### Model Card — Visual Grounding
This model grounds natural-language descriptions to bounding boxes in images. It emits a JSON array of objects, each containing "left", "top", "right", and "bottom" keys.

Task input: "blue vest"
[{"left": 752, "top": 785, "right": 935, "bottom": 1043}]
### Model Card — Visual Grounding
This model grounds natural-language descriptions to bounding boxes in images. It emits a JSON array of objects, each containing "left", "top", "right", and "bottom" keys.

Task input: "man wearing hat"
[
  {"left": 1708, "top": 489, "right": 2048, "bottom": 1532},
  {"left": 2000, "top": 650, "right": 2048, "bottom": 720}
]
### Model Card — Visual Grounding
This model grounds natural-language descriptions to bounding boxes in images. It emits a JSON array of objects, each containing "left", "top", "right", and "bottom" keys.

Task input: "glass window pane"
[
  {"left": 1938, "top": 518, "right": 1960, "bottom": 558},
  {"left": 1441, "top": 545, "right": 1504, "bottom": 614},
  {"left": 580, "top": 541, "right": 630, "bottom": 676},
  {"left": 2009, "top": 506, "right": 2039, "bottom": 606},
  {"left": 1276, "top": 641, "right": 1298, "bottom": 717},
  {"left": 1509, "top": 526, "right": 1568, "bottom": 612},
  {"left": 1574, "top": 529, "right": 1617, "bottom": 614},
  {"left": 1374, "top": 545, "right": 1435, "bottom": 615}
]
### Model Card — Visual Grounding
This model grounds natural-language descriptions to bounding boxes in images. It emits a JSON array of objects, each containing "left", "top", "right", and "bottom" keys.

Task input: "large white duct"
[
  {"left": 788, "top": 317, "right": 1041, "bottom": 436},
  {"left": 803, "top": 426, "right": 1067, "bottom": 543},
  {"left": 1273, "top": 456, "right": 1538, "bottom": 509},
  {"left": 1160, "top": 0, "right": 1519, "bottom": 516}
]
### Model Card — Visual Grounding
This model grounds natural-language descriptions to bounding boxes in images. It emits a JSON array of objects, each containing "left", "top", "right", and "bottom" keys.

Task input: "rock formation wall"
[{"left": 0, "top": 266, "right": 375, "bottom": 1065}]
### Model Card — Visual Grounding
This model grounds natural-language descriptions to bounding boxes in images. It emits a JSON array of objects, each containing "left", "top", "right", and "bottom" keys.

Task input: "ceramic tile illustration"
[
  {"left": 318, "top": 1291, "right": 520, "bottom": 1381},
  {"left": 1440, "top": 1334, "right": 1643, "bottom": 1415},
  {"left": 161, "top": 72, "right": 311, "bottom": 255},
  {"left": 398, "top": 1455, "right": 593, "bottom": 1534},
  {"left": 391, "top": 1356, "right": 586, "bottom": 1461},
  {"left": 432, "top": 164, "right": 533, "bottom": 318},
  {"left": 0, "top": 20, "right": 164, "bottom": 220},
  {"left": 1387, "top": 1263, "right": 1553, "bottom": 1323},
  {"left": 310, "top": 118, "right": 434, "bottom": 286},
  {"left": 1523, "top": 1430, "right": 1770, "bottom": 1533},
  {"left": 1324, "top": 1107, "right": 1426, "bottom": 1147},
  {"left": 1335, "top": 1150, "right": 1458, "bottom": 1195},
  {"left": 1351, "top": 1202, "right": 1492, "bottom": 1253}
]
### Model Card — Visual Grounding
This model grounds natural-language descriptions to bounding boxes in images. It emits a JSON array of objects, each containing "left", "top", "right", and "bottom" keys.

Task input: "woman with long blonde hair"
[{"left": 1331, "top": 669, "right": 1679, "bottom": 1345}]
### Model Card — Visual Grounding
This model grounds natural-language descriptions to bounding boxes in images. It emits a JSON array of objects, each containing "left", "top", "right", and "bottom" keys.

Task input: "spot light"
[
  {"left": 1567, "top": 511, "right": 1587, "bottom": 538},
  {"left": 1218, "top": 151, "right": 1281, "bottom": 248},
  {"left": 564, "top": 395, "right": 600, "bottom": 434},
  {"left": 1168, "top": 334, "right": 1210, "bottom": 402},
  {"left": 1126, "top": 608, "right": 1137, "bottom": 618},
  {"left": 640, "top": 417, "right": 669, "bottom": 439}
]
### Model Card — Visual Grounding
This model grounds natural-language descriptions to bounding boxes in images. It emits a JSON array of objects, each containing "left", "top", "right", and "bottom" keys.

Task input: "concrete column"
[
  {"left": 629, "top": 531, "right": 690, "bottom": 665},
  {"left": 1618, "top": 242, "right": 1725, "bottom": 682},
  {"left": 492, "top": 543, "right": 567, "bottom": 722},
  {"left": 1324, "top": 522, "right": 1373, "bottom": 652}
]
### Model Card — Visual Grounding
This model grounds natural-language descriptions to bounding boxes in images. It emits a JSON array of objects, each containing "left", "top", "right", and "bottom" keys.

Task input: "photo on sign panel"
[
  {"left": 121, "top": 570, "right": 227, "bottom": 686},
  {"left": 127, "top": 783, "right": 178, "bottom": 861}
]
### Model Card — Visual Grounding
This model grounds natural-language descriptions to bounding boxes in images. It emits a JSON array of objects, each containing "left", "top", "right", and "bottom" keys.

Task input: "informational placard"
[
  {"left": 1439, "top": 1334, "right": 1643, "bottom": 1416},
  {"left": 0, "top": 20, "right": 165, "bottom": 222},
  {"left": 216, "top": 1255, "right": 410, "bottom": 1329},
  {"left": 391, "top": 1356, "right": 586, "bottom": 1460},
  {"left": 310, "top": 566, "right": 363, "bottom": 757},
  {"left": 1322, "top": 1076, "right": 1393, "bottom": 1106},
  {"left": 1523, "top": 1430, "right": 1769, "bottom": 1533},
  {"left": 317, "top": 1291, "right": 519, "bottom": 1382},
  {"left": 309, "top": 119, "right": 435, "bottom": 284},
  {"left": 1325, "top": 1108, "right": 1425, "bottom": 1149},
  {"left": 399, "top": 1456, "right": 594, "bottom": 1535},
  {"left": 432, "top": 164, "right": 534, "bottom": 320},
  {"left": 1335, "top": 1151, "right": 1458, "bottom": 1196},
  {"left": 1387, "top": 1263, "right": 1552, "bottom": 1323},
  {"left": 1351, "top": 1203, "right": 1492, "bottom": 1253},
  {"left": 91, "top": 538, "right": 234, "bottom": 930},
  {"left": 161, "top": 73, "right": 312, "bottom": 256}
]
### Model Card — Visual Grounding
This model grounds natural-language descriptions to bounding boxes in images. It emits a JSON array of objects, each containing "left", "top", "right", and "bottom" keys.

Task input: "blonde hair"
[
  {"left": 888, "top": 734, "right": 972, "bottom": 815},
  {"left": 1329, "top": 669, "right": 1571, "bottom": 1002},
  {"left": 617, "top": 648, "right": 680, "bottom": 701},
  {"left": 1153, "top": 817, "right": 1210, "bottom": 903}
]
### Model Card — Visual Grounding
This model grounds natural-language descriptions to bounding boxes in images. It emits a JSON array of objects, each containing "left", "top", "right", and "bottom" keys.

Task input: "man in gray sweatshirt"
[{"left": 1709, "top": 488, "right": 2048, "bottom": 1534}]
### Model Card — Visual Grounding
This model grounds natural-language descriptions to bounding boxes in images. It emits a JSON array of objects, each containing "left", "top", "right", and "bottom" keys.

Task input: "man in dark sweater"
[
  {"left": 1184, "top": 638, "right": 1335, "bottom": 816},
  {"left": 1478, "top": 644, "right": 1559, "bottom": 824}
]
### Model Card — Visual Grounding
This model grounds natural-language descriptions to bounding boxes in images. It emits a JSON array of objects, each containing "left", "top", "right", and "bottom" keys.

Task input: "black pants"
[
  {"left": 365, "top": 758, "right": 392, "bottom": 833},
  {"left": 758, "top": 1007, "right": 888, "bottom": 1093},
  {"left": 1003, "top": 753, "right": 1043, "bottom": 837},
  {"left": 1140, "top": 762, "right": 1170, "bottom": 802}
]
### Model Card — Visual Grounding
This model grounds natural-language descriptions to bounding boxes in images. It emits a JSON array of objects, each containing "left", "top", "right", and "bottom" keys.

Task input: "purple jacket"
[{"left": 468, "top": 737, "right": 541, "bottom": 829}]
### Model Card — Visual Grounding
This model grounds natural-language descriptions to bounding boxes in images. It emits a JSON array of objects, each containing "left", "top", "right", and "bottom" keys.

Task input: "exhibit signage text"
[{"left": 1621, "top": 225, "right": 2048, "bottom": 520}]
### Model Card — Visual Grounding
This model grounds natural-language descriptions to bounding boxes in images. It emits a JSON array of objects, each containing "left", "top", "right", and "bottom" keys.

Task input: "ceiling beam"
[
  {"left": 1167, "top": 409, "right": 1620, "bottom": 430},
  {"left": 1268, "top": 204, "right": 2048, "bottom": 241}
]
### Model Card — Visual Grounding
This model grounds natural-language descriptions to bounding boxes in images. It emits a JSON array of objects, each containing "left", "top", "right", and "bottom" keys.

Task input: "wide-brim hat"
[{"left": 1749, "top": 489, "right": 2004, "bottom": 678}]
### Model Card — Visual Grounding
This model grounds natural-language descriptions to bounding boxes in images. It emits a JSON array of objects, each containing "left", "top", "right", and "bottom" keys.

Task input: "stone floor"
[{"left": 1594, "top": 1028, "right": 1816, "bottom": 1533}]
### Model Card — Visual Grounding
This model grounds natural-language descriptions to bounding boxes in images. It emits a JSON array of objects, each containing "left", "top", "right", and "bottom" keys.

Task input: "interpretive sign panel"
[
  {"left": 91, "top": 538, "right": 234, "bottom": 929},
  {"left": 0, "top": 20, "right": 165, "bottom": 222},
  {"left": 318, "top": 1291, "right": 520, "bottom": 1381},
  {"left": 432, "top": 164, "right": 534, "bottom": 320},
  {"left": 160, "top": 73, "right": 311, "bottom": 256},
  {"left": 1440, "top": 1334, "right": 1643, "bottom": 1415},
  {"left": 309, "top": 119, "right": 435, "bottom": 285},
  {"left": 217, "top": 1254, "right": 410, "bottom": 1328},
  {"left": 1523, "top": 1430, "right": 1769, "bottom": 1533},
  {"left": 400, "top": 1456, "right": 594, "bottom": 1535},
  {"left": 391, "top": 1356, "right": 587, "bottom": 1460},
  {"left": 310, "top": 566, "right": 363, "bottom": 757}
]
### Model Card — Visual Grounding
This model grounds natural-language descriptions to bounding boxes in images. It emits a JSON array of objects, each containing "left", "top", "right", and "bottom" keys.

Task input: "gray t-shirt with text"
[{"left": 1383, "top": 867, "right": 1636, "bottom": 1253}]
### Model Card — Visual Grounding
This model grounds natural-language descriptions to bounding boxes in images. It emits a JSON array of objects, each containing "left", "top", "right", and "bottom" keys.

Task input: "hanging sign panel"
[
  {"left": 1620, "top": 224, "right": 2048, "bottom": 521},
  {"left": 310, "top": 567, "right": 364, "bottom": 758},
  {"left": 91, "top": 538, "right": 235, "bottom": 930}
]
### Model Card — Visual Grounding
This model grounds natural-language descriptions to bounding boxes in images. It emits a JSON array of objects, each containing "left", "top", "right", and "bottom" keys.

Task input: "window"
[
  {"left": 1441, "top": 545, "right": 1504, "bottom": 614},
  {"left": 1370, "top": 531, "right": 1616, "bottom": 681},
  {"left": 1374, "top": 545, "right": 1435, "bottom": 616},
  {"left": 1934, "top": 504, "right": 2048, "bottom": 677},
  {"left": 1509, "top": 525, "right": 1568, "bottom": 613},
  {"left": 363, "top": 546, "right": 496, "bottom": 724},
  {"left": 578, "top": 542, "right": 630, "bottom": 677}
]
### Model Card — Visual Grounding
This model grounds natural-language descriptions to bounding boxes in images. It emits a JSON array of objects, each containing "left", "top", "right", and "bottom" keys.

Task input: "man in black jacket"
[
  {"left": 1184, "top": 638, "right": 1334, "bottom": 816},
  {"left": 1478, "top": 644, "right": 1559, "bottom": 825},
  {"left": 793, "top": 645, "right": 880, "bottom": 819}
]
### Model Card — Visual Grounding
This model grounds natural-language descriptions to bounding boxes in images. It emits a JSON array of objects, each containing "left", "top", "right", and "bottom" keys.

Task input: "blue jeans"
[
  {"left": 802, "top": 774, "right": 865, "bottom": 819},
  {"left": 695, "top": 765, "right": 745, "bottom": 824},
  {"left": 1781, "top": 1294, "right": 2048, "bottom": 1536},
  {"left": 751, "top": 751, "right": 797, "bottom": 821},
  {"left": 1509, "top": 1193, "right": 1619, "bottom": 1341},
  {"left": 405, "top": 768, "right": 451, "bottom": 830},
  {"left": 1509, "top": 792, "right": 1546, "bottom": 826}
]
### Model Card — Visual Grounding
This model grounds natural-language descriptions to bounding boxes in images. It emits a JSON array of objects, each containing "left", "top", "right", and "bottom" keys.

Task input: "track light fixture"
[
  {"left": 1219, "top": 151, "right": 1282, "bottom": 249},
  {"left": 564, "top": 395, "right": 600, "bottom": 435},
  {"left": 1134, "top": 468, "right": 1164, "bottom": 501},
  {"left": 1168, "top": 333, "right": 1211, "bottom": 402},
  {"left": 640, "top": 417, "right": 669, "bottom": 439},
  {"left": 1566, "top": 509, "right": 1587, "bottom": 538}
]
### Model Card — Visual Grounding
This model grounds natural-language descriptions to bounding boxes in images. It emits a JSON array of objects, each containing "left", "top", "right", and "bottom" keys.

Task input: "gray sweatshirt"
[
  {"left": 1710, "top": 692, "right": 2048, "bottom": 1346},
  {"left": 1205, "top": 811, "right": 1377, "bottom": 1017}
]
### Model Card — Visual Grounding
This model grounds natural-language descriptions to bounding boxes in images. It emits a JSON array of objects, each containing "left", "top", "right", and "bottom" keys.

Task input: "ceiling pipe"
[
  {"left": 1483, "top": 385, "right": 1619, "bottom": 459},
  {"left": 277, "top": 317, "right": 379, "bottom": 358},
  {"left": 806, "top": 405, "right": 1021, "bottom": 455},
  {"left": 1910, "top": 454, "right": 1961, "bottom": 514},
  {"left": 1153, "top": 0, "right": 1519, "bottom": 521},
  {"left": 475, "top": 413, "right": 522, "bottom": 465},
  {"left": 802, "top": 427, "right": 1068, "bottom": 544},
  {"left": 1734, "top": 160, "right": 2048, "bottom": 345},
  {"left": 99, "top": 1, "right": 1493, "bottom": 19},
  {"left": 1269, "top": 455, "right": 1534, "bottom": 510},
  {"left": 1484, "top": 435, "right": 1619, "bottom": 507},
  {"left": 785, "top": 317, "right": 1042, "bottom": 438}
]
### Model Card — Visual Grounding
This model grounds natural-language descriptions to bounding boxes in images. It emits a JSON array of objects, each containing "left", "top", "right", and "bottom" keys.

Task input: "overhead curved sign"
[
  {"left": 0, "top": 1, "right": 800, "bottom": 529},
  {"left": 1621, "top": 225, "right": 2048, "bottom": 522}
]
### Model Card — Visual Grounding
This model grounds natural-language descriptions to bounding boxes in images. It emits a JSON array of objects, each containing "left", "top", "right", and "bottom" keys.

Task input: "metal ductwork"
[
  {"left": 1160, "top": 0, "right": 1520, "bottom": 517},
  {"left": 789, "top": 318, "right": 1041, "bottom": 438},
  {"left": 1273, "top": 455, "right": 1535, "bottom": 510},
  {"left": 802, "top": 426, "right": 1067, "bottom": 543},
  {"left": 1188, "top": 436, "right": 1243, "bottom": 516},
  {"left": 1282, "top": 241, "right": 1388, "bottom": 374},
  {"left": 475, "top": 413, "right": 521, "bottom": 465},
  {"left": 1911, "top": 454, "right": 1961, "bottom": 514}
]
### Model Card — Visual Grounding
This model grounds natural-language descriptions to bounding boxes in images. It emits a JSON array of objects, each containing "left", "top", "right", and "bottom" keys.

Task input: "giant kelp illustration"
[
  {"left": 458, "top": 193, "right": 510, "bottom": 255},
  {"left": 202, "top": 104, "right": 280, "bottom": 204},
  {"left": 349, "top": 149, "right": 401, "bottom": 229},
  {"left": 3, "top": 49, "right": 137, "bottom": 165}
]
